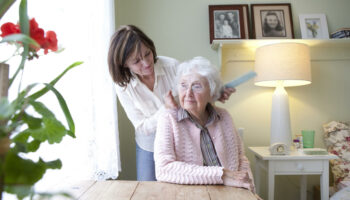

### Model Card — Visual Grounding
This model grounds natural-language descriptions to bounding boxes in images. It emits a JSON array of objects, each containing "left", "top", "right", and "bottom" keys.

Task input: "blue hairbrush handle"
[{"left": 224, "top": 71, "right": 257, "bottom": 88}]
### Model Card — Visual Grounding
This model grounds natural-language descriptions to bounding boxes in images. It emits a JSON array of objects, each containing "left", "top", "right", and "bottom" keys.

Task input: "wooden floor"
[{"left": 58, "top": 180, "right": 257, "bottom": 200}]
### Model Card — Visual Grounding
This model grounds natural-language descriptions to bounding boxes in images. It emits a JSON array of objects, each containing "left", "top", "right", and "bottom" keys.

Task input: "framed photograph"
[
  {"left": 251, "top": 4, "right": 294, "bottom": 39},
  {"left": 299, "top": 14, "right": 329, "bottom": 39},
  {"left": 209, "top": 4, "right": 250, "bottom": 44}
]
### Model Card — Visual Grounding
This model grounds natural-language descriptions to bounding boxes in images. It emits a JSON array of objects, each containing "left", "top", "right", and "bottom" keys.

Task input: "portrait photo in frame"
[
  {"left": 251, "top": 4, "right": 294, "bottom": 39},
  {"left": 299, "top": 14, "right": 329, "bottom": 39},
  {"left": 209, "top": 4, "right": 250, "bottom": 44}
]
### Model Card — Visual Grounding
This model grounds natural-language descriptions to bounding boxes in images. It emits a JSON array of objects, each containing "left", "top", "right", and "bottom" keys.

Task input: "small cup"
[{"left": 302, "top": 130, "right": 315, "bottom": 148}]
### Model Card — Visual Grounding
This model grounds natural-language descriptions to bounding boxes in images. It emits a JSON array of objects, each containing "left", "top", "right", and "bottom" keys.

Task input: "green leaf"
[
  {"left": 44, "top": 159, "right": 62, "bottom": 169},
  {"left": 12, "top": 131, "right": 30, "bottom": 143},
  {"left": 19, "top": 0, "right": 29, "bottom": 35},
  {"left": 7, "top": 120, "right": 24, "bottom": 135},
  {"left": 28, "top": 61, "right": 83, "bottom": 100},
  {"left": 4, "top": 150, "right": 63, "bottom": 199},
  {"left": 20, "top": 101, "right": 68, "bottom": 144},
  {"left": 13, "top": 141, "right": 27, "bottom": 152},
  {"left": 4, "top": 150, "right": 47, "bottom": 185},
  {"left": 22, "top": 112, "right": 42, "bottom": 129},
  {"left": 9, "top": 0, "right": 29, "bottom": 87},
  {"left": 20, "top": 100, "right": 72, "bottom": 143},
  {"left": 30, "top": 101, "right": 55, "bottom": 118},
  {"left": 12, "top": 131, "right": 42, "bottom": 152},
  {"left": 14, "top": 83, "right": 38, "bottom": 103},
  {"left": 4, "top": 159, "right": 62, "bottom": 199},
  {"left": 0, "top": 97, "right": 15, "bottom": 120},
  {"left": 43, "top": 83, "right": 75, "bottom": 137},
  {"left": 29, "top": 117, "right": 66, "bottom": 144},
  {"left": 0, "top": 33, "right": 39, "bottom": 48},
  {"left": 5, "top": 185, "right": 33, "bottom": 200},
  {"left": 27, "top": 139, "right": 41, "bottom": 152},
  {"left": 31, "top": 191, "right": 74, "bottom": 200},
  {"left": 9, "top": 83, "right": 37, "bottom": 114}
]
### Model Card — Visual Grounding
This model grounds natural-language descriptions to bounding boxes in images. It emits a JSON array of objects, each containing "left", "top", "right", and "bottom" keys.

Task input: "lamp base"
[{"left": 270, "top": 84, "right": 292, "bottom": 152}]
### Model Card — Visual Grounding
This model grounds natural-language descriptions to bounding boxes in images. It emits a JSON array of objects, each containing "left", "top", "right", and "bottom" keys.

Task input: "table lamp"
[{"left": 254, "top": 43, "right": 311, "bottom": 155}]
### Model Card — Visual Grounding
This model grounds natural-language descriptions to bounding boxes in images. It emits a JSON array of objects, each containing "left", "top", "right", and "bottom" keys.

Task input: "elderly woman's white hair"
[{"left": 175, "top": 56, "right": 223, "bottom": 101}]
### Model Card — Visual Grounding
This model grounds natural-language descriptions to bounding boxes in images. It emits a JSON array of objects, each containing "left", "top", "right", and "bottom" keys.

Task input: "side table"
[{"left": 248, "top": 146, "right": 337, "bottom": 200}]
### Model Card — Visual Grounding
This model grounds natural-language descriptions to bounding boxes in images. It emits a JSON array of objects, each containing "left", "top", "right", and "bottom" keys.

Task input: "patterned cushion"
[{"left": 323, "top": 121, "right": 350, "bottom": 191}]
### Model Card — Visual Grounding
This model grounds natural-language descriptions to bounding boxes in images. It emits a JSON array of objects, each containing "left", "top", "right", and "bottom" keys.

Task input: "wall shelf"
[
  {"left": 211, "top": 39, "right": 350, "bottom": 68},
  {"left": 211, "top": 38, "right": 350, "bottom": 50}
]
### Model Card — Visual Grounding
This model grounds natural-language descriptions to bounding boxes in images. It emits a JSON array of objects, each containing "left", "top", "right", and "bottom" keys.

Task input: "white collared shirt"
[{"left": 115, "top": 56, "right": 179, "bottom": 151}]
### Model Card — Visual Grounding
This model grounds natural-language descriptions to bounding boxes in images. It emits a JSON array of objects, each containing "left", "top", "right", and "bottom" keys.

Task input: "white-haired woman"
[{"left": 154, "top": 57, "right": 256, "bottom": 193}]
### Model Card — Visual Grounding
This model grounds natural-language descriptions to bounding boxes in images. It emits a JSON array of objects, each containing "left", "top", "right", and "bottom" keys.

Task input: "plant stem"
[
  {"left": 0, "top": 142, "right": 8, "bottom": 200},
  {"left": 17, "top": 64, "right": 25, "bottom": 94},
  {"left": 0, "top": 136, "right": 10, "bottom": 200},
  {"left": 9, "top": 46, "right": 27, "bottom": 88},
  {"left": 0, "top": 158, "right": 4, "bottom": 200},
  {"left": 0, "top": 0, "right": 16, "bottom": 20}
]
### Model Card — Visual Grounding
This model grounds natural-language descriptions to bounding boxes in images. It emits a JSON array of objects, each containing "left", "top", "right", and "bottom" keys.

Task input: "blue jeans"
[{"left": 136, "top": 143, "right": 156, "bottom": 181}]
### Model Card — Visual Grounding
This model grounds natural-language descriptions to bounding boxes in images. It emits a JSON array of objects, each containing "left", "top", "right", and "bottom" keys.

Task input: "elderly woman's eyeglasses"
[{"left": 178, "top": 83, "right": 205, "bottom": 93}]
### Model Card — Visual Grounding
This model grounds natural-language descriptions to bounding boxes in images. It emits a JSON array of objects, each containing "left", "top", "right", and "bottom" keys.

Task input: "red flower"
[
  {"left": 1, "top": 18, "right": 58, "bottom": 57},
  {"left": 42, "top": 31, "right": 58, "bottom": 54},
  {"left": 29, "top": 18, "right": 45, "bottom": 50},
  {"left": 0, "top": 22, "right": 20, "bottom": 37}
]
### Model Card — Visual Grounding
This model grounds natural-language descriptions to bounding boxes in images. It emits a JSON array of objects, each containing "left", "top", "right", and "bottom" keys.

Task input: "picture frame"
[
  {"left": 299, "top": 14, "right": 329, "bottom": 39},
  {"left": 251, "top": 4, "right": 294, "bottom": 39},
  {"left": 208, "top": 4, "right": 250, "bottom": 44}
]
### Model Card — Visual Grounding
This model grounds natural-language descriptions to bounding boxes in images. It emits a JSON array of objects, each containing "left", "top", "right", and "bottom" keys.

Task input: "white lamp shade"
[{"left": 254, "top": 43, "right": 311, "bottom": 87}]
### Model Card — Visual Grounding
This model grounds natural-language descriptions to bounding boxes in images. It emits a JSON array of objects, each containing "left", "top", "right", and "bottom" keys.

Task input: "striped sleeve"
[{"left": 221, "top": 109, "right": 256, "bottom": 192}]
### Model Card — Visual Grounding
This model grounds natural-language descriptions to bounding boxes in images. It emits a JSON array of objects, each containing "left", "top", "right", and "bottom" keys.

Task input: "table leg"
[
  {"left": 320, "top": 161, "right": 329, "bottom": 200},
  {"left": 300, "top": 175, "right": 307, "bottom": 200},
  {"left": 254, "top": 156, "right": 261, "bottom": 195},
  {"left": 268, "top": 161, "right": 275, "bottom": 200}
]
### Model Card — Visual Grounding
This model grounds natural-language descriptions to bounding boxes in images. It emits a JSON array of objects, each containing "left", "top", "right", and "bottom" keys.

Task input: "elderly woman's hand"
[
  {"left": 164, "top": 91, "right": 179, "bottom": 109},
  {"left": 218, "top": 87, "right": 236, "bottom": 103},
  {"left": 223, "top": 169, "right": 261, "bottom": 199},
  {"left": 223, "top": 169, "right": 248, "bottom": 180},
  {"left": 222, "top": 169, "right": 253, "bottom": 190}
]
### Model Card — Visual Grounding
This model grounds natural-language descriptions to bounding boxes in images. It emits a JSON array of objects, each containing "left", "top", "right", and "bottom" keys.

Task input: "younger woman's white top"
[{"left": 114, "top": 56, "right": 179, "bottom": 152}]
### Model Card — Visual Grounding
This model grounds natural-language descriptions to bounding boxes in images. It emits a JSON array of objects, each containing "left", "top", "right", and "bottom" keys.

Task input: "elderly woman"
[{"left": 154, "top": 57, "right": 255, "bottom": 192}]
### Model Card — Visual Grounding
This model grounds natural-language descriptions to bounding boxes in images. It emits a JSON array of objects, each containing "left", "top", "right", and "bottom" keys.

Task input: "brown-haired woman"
[{"left": 107, "top": 25, "right": 234, "bottom": 181}]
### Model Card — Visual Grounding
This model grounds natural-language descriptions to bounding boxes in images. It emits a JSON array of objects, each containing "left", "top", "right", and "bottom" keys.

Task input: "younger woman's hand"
[
  {"left": 218, "top": 87, "right": 236, "bottom": 103},
  {"left": 164, "top": 91, "right": 178, "bottom": 109}
]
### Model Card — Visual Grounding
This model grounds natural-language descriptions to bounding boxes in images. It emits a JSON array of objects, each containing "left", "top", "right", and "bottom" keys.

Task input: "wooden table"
[{"left": 60, "top": 180, "right": 256, "bottom": 200}]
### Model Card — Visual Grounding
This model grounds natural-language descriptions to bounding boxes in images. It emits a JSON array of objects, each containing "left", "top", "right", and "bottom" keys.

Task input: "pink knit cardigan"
[{"left": 154, "top": 107, "right": 255, "bottom": 191}]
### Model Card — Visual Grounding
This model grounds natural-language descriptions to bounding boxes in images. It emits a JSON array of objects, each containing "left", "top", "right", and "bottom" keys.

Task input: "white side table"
[{"left": 248, "top": 147, "right": 337, "bottom": 200}]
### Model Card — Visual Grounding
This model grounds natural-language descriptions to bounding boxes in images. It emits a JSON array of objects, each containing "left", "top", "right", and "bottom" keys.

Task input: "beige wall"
[{"left": 115, "top": 0, "right": 350, "bottom": 199}]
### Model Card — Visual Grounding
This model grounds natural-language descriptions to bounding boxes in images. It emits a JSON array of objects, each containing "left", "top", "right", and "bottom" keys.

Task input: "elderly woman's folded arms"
[{"left": 154, "top": 56, "right": 255, "bottom": 192}]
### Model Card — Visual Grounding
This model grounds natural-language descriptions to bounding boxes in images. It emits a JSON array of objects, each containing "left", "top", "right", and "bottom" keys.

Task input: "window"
[{"left": 0, "top": 0, "right": 119, "bottom": 195}]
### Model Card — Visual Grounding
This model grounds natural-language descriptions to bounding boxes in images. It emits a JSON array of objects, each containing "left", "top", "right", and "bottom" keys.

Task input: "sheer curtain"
[{"left": 0, "top": 0, "right": 120, "bottom": 191}]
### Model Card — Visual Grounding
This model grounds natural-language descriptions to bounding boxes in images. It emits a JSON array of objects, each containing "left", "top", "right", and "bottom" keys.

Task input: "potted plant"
[{"left": 0, "top": 0, "right": 82, "bottom": 199}]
